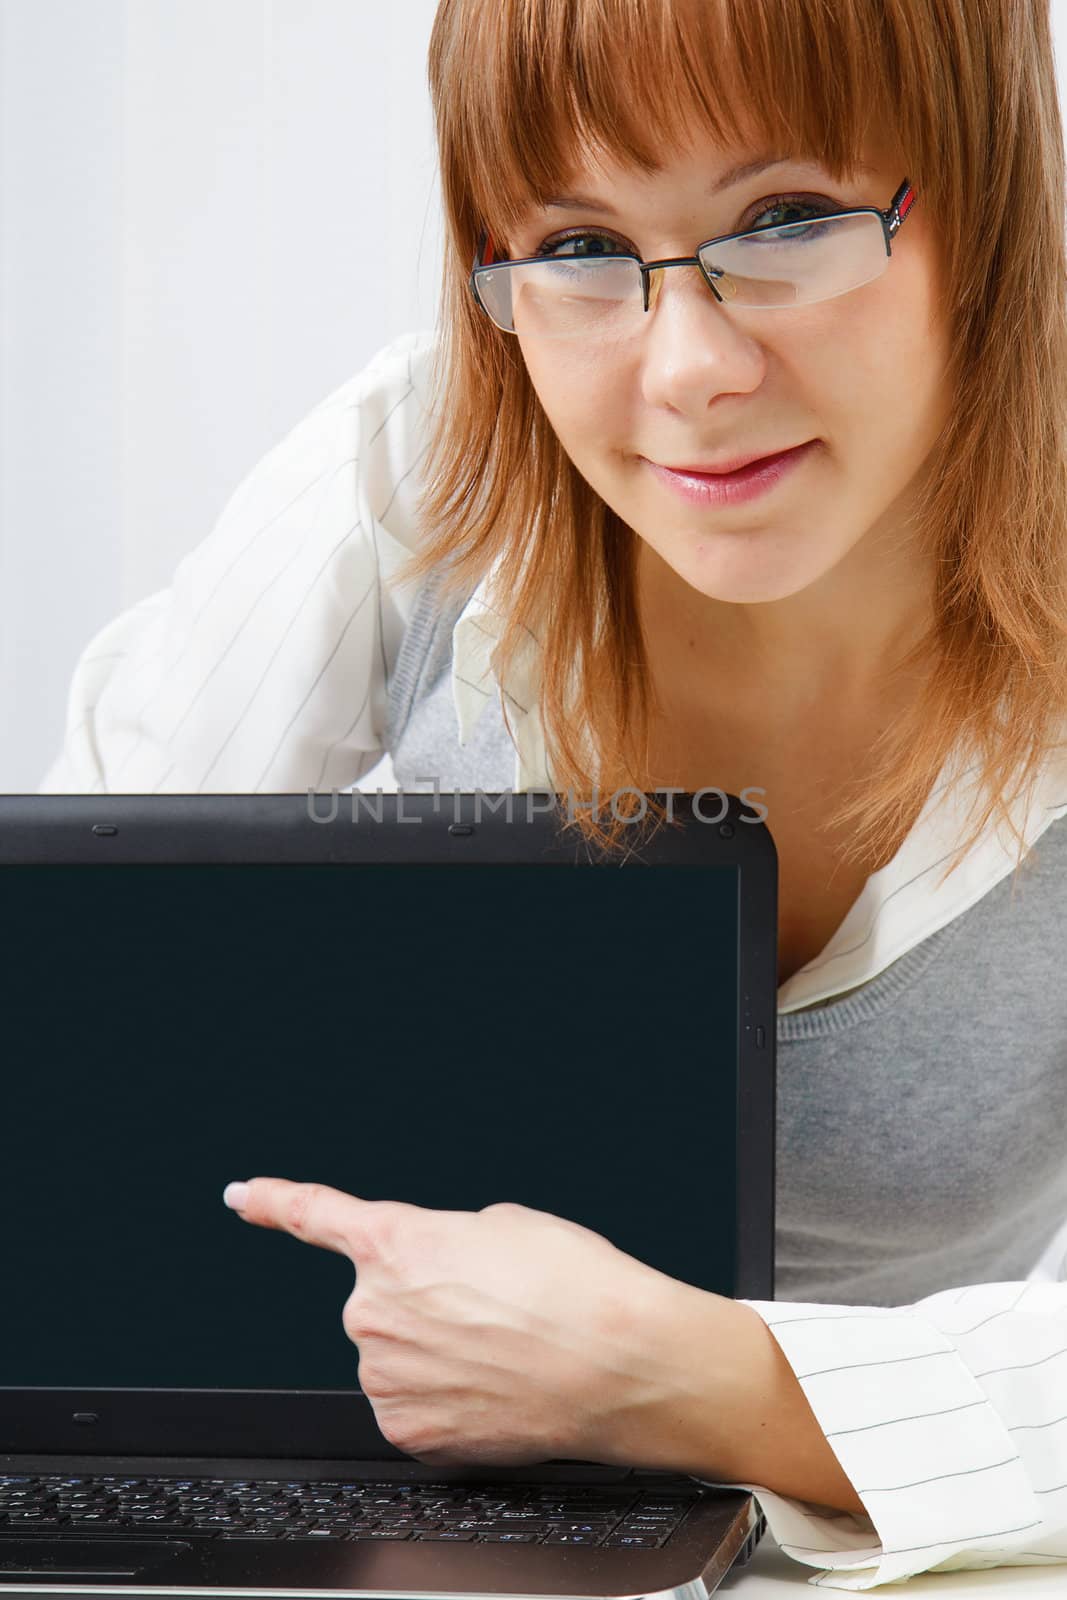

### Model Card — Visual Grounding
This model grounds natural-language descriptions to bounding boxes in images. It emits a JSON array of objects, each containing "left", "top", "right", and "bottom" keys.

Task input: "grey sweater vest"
[{"left": 384, "top": 563, "right": 1067, "bottom": 1307}]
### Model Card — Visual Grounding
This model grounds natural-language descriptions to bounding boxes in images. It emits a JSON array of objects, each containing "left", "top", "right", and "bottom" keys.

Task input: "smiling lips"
[
  {"left": 643, "top": 440, "right": 819, "bottom": 506},
  {"left": 655, "top": 443, "right": 813, "bottom": 476}
]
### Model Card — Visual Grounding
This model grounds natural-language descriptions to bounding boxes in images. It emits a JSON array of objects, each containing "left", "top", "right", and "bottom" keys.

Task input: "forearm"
[{"left": 616, "top": 1281, "right": 867, "bottom": 1517}]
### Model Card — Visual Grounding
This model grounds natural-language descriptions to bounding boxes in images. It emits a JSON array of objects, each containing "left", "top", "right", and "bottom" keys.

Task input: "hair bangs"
[{"left": 433, "top": 0, "right": 904, "bottom": 245}]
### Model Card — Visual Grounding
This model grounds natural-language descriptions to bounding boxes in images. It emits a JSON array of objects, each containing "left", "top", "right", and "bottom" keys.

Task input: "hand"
[{"left": 223, "top": 1176, "right": 691, "bottom": 1469}]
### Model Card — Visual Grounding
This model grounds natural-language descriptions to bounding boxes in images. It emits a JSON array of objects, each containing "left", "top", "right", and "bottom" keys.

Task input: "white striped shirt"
[{"left": 40, "top": 327, "right": 1067, "bottom": 1589}]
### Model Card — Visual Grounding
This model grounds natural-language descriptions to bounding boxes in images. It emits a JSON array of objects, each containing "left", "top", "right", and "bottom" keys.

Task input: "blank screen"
[{"left": 0, "top": 862, "right": 739, "bottom": 1388}]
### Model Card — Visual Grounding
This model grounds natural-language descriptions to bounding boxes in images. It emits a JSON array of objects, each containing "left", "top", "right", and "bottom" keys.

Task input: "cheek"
[
  {"left": 521, "top": 346, "right": 626, "bottom": 459},
  {"left": 794, "top": 274, "right": 950, "bottom": 482}
]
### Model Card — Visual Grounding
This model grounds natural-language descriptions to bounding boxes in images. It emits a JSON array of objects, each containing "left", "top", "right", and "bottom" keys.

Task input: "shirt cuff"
[{"left": 688, "top": 1294, "right": 1053, "bottom": 1590}]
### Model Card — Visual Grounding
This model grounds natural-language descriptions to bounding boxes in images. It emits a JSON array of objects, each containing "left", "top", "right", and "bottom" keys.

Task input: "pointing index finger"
[{"left": 222, "top": 1176, "right": 373, "bottom": 1262}]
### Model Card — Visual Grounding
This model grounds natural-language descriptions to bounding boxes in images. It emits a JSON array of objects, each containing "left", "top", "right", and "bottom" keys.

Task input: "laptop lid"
[{"left": 0, "top": 790, "right": 776, "bottom": 1470}]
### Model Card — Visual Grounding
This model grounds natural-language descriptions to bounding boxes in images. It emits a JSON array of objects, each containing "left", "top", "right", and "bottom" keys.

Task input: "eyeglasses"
[{"left": 469, "top": 178, "right": 917, "bottom": 340}]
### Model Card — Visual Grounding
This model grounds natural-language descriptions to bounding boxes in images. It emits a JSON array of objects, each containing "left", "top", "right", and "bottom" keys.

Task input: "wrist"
[
  {"left": 591, "top": 1276, "right": 866, "bottom": 1518},
  {"left": 638, "top": 1280, "right": 759, "bottom": 1481},
  {"left": 585, "top": 1273, "right": 747, "bottom": 1477}
]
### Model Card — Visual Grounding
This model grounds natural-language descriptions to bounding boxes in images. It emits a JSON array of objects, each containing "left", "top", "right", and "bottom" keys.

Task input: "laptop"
[{"left": 0, "top": 788, "right": 777, "bottom": 1599}]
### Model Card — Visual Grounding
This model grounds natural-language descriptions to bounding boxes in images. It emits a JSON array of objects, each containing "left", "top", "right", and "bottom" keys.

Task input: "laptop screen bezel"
[{"left": 0, "top": 789, "right": 776, "bottom": 1466}]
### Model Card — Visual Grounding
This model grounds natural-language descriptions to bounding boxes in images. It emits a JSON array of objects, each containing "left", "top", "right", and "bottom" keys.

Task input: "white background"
[
  {"left": 0, "top": 0, "right": 442, "bottom": 789},
  {"left": 1, "top": 0, "right": 1066, "bottom": 789}
]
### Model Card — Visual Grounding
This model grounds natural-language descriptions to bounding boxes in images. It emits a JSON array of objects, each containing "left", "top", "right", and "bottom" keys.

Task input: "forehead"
[{"left": 518, "top": 129, "right": 888, "bottom": 224}]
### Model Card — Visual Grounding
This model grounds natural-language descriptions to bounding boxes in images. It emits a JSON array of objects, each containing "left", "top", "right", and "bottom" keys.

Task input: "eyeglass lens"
[{"left": 476, "top": 212, "right": 889, "bottom": 338}]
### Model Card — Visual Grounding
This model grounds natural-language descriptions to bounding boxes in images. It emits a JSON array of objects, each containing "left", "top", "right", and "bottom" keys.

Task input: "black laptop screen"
[{"left": 1, "top": 862, "right": 739, "bottom": 1391}]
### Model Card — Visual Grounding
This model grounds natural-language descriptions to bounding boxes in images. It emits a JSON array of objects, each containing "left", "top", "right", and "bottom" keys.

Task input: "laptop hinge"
[{"left": 0, "top": 1453, "right": 637, "bottom": 1485}]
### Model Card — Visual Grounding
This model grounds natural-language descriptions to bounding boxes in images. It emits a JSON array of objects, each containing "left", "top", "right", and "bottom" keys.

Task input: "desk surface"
[{"left": 724, "top": 1529, "right": 1067, "bottom": 1595}]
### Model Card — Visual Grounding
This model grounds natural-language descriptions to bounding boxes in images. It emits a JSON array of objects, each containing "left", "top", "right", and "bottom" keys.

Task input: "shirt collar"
[
  {"left": 451, "top": 573, "right": 1067, "bottom": 1013},
  {"left": 777, "top": 729, "right": 1067, "bottom": 1011},
  {"left": 451, "top": 558, "right": 547, "bottom": 789}
]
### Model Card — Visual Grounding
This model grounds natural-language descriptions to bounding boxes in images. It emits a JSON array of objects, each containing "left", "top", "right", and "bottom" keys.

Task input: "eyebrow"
[{"left": 542, "top": 154, "right": 872, "bottom": 214}]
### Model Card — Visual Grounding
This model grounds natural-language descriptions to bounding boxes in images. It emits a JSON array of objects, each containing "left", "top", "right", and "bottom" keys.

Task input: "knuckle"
[
  {"left": 354, "top": 1358, "right": 400, "bottom": 1401},
  {"left": 341, "top": 1295, "right": 373, "bottom": 1342},
  {"left": 480, "top": 1200, "right": 526, "bottom": 1219},
  {"left": 286, "top": 1183, "right": 322, "bottom": 1235},
  {"left": 364, "top": 1199, "right": 404, "bottom": 1263},
  {"left": 367, "top": 1405, "right": 403, "bottom": 1448},
  {"left": 398, "top": 1418, "right": 443, "bottom": 1459}
]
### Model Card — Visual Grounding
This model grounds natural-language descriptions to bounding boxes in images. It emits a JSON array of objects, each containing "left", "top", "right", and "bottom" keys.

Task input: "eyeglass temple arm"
[{"left": 886, "top": 179, "right": 917, "bottom": 238}]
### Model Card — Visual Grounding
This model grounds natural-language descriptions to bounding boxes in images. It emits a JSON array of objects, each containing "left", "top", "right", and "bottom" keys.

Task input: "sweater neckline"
[{"left": 777, "top": 907, "right": 971, "bottom": 1040}]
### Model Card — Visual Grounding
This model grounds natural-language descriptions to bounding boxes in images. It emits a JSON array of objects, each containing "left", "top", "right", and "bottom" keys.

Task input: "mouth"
[
  {"left": 641, "top": 440, "right": 820, "bottom": 507},
  {"left": 650, "top": 443, "right": 816, "bottom": 477}
]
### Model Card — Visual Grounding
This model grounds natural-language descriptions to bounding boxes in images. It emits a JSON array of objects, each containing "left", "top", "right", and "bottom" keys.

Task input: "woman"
[{"left": 42, "top": 0, "right": 1067, "bottom": 1586}]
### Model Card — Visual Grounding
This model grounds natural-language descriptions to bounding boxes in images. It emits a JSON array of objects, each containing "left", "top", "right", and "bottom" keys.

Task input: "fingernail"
[{"left": 223, "top": 1181, "right": 250, "bottom": 1211}]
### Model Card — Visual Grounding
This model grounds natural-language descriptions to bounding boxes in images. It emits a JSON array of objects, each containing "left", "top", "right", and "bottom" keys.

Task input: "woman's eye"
[
  {"left": 532, "top": 193, "right": 839, "bottom": 258},
  {"left": 742, "top": 194, "right": 837, "bottom": 232},
  {"left": 533, "top": 231, "right": 632, "bottom": 260}
]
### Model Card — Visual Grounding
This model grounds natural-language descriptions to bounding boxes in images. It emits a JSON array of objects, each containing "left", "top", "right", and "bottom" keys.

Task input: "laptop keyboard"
[{"left": 0, "top": 1475, "right": 697, "bottom": 1548}]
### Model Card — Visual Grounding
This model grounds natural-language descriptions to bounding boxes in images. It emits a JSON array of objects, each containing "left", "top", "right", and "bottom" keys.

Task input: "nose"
[
  {"left": 646, "top": 258, "right": 729, "bottom": 311},
  {"left": 645, "top": 258, "right": 753, "bottom": 321},
  {"left": 640, "top": 262, "right": 766, "bottom": 403}
]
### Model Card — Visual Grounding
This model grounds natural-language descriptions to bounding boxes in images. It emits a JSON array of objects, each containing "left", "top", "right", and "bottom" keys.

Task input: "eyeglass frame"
[{"left": 469, "top": 177, "right": 917, "bottom": 325}]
